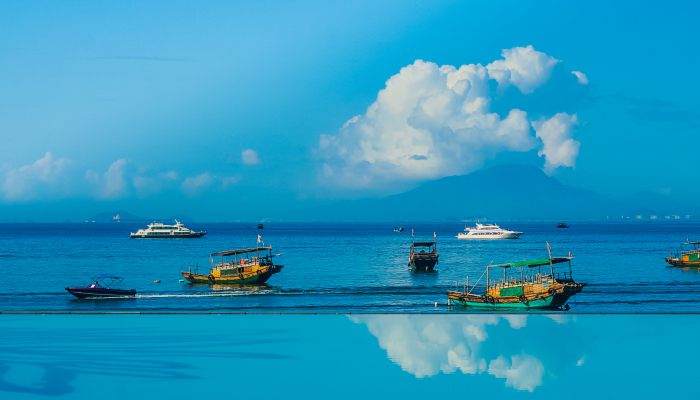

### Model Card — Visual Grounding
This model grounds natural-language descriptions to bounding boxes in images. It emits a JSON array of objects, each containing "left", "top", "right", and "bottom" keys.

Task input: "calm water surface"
[
  {"left": 0, "top": 314, "right": 698, "bottom": 399},
  {"left": 1, "top": 222, "right": 699, "bottom": 312}
]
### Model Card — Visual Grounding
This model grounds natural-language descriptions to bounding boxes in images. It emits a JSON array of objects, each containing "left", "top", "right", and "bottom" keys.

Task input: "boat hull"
[
  {"left": 130, "top": 232, "right": 206, "bottom": 239},
  {"left": 666, "top": 257, "right": 700, "bottom": 267},
  {"left": 409, "top": 256, "right": 438, "bottom": 272},
  {"left": 447, "top": 288, "right": 577, "bottom": 310},
  {"left": 182, "top": 265, "right": 283, "bottom": 285},
  {"left": 65, "top": 287, "right": 137, "bottom": 299},
  {"left": 456, "top": 232, "right": 522, "bottom": 240},
  {"left": 449, "top": 295, "right": 555, "bottom": 309}
]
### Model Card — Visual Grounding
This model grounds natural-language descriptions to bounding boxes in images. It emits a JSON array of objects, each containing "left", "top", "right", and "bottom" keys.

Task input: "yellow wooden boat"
[
  {"left": 666, "top": 241, "right": 700, "bottom": 267},
  {"left": 182, "top": 246, "right": 283, "bottom": 285}
]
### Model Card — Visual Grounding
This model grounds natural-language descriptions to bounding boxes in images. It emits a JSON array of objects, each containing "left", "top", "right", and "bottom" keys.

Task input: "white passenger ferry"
[
  {"left": 456, "top": 223, "right": 522, "bottom": 240},
  {"left": 130, "top": 220, "right": 206, "bottom": 239}
]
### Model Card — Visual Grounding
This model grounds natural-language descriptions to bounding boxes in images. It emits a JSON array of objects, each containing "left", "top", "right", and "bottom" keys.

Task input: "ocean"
[
  {"left": 0, "top": 314, "right": 698, "bottom": 398},
  {"left": 1, "top": 221, "right": 699, "bottom": 312}
]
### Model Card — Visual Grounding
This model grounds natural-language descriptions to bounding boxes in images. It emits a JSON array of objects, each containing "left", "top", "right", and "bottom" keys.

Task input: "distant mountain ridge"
[{"left": 307, "top": 165, "right": 696, "bottom": 221}]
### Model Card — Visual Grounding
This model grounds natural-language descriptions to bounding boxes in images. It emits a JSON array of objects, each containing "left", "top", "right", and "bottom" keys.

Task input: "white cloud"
[
  {"left": 318, "top": 46, "right": 582, "bottom": 190},
  {"left": 85, "top": 159, "right": 129, "bottom": 200},
  {"left": 571, "top": 70, "right": 589, "bottom": 85},
  {"left": 488, "top": 355, "right": 544, "bottom": 392},
  {"left": 241, "top": 149, "right": 260, "bottom": 165},
  {"left": 486, "top": 45, "right": 560, "bottom": 94},
  {"left": 181, "top": 172, "right": 214, "bottom": 196},
  {"left": 1, "top": 152, "right": 71, "bottom": 201},
  {"left": 533, "top": 113, "right": 580, "bottom": 173},
  {"left": 318, "top": 58, "right": 536, "bottom": 189},
  {"left": 181, "top": 172, "right": 240, "bottom": 196}
]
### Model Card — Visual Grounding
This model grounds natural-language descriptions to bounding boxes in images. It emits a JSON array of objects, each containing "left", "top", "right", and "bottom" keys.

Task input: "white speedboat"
[
  {"left": 130, "top": 220, "right": 206, "bottom": 239},
  {"left": 456, "top": 223, "right": 522, "bottom": 240}
]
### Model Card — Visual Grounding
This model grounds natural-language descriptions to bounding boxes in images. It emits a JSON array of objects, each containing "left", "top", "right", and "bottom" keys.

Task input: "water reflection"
[
  {"left": 351, "top": 315, "right": 584, "bottom": 392},
  {"left": 0, "top": 319, "right": 293, "bottom": 396}
]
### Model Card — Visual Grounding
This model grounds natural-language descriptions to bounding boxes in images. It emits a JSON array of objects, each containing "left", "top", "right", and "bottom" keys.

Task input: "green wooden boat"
[
  {"left": 666, "top": 241, "right": 700, "bottom": 267},
  {"left": 448, "top": 244, "right": 586, "bottom": 310}
]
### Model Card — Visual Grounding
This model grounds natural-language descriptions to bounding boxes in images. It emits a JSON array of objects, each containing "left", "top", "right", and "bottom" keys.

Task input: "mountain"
[{"left": 307, "top": 165, "right": 696, "bottom": 221}]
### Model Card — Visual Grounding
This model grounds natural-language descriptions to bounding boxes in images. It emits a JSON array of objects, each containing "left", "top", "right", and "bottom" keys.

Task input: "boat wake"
[{"left": 135, "top": 290, "right": 275, "bottom": 299}]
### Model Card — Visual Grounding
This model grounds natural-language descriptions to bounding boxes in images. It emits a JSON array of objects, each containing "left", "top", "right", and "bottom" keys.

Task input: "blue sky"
[{"left": 1, "top": 0, "right": 698, "bottom": 220}]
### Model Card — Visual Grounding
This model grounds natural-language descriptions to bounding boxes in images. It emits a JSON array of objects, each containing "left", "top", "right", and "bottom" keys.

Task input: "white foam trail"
[{"left": 136, "top": 291, "right": 273, "bottom": 299}]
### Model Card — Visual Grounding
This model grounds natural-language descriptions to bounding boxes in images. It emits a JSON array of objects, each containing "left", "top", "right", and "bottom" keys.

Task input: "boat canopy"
[
  {"left": 686, "top": 241, "right": 700, "bottom": 245},
  {"left": 490, "top": 257, "right": 572, "bottom": 269},
  {"left": 211, "top": 247, "right": 272, "bottom": 257},
  {"left": 412, "top": 241, "right": 435, "bottom": 247}
]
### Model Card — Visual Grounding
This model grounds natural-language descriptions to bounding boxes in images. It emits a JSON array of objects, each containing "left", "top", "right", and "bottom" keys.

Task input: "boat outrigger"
[
  {"left": 65, "top": 276, "right": 136, "bottom": 299},
  {"left": 182, "top": 246, "right": 283, "bottom": 285},
  {"left": 666, "top": 241, "right": 700, "bottom": 267},
  {"left": 447, "top": 244, "right": 585, "bottom": 310}
]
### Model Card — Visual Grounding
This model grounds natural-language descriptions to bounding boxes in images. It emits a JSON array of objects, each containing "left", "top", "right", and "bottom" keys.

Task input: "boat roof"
[
  {"left": 686, "top": 241, "right": 700, "bottom": 245},
  {"left": 211, "top": 247, "right": 272, "bottom": 257},
  {"left": 412, "top": 241, "right": 435, "bottom": 247},
  {"left": 490, "top": 257, "right": 572, "bottom": 269}
]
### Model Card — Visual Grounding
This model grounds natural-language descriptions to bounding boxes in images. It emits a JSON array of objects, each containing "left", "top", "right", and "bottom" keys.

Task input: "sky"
[{"left": 1, "top": 0, "right": 698, "bottom": 221}]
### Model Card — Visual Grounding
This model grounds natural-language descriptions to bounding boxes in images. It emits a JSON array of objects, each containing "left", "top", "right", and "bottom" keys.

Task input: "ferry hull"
[
  {"left": 182, "top": 265, "right": 283, "bottom": 285},
  {"left": 456, "top": 232, "right": 522, "bottom": 240},
  {"left": 130, "top": 232, "right": 206, "bottom": 239}
]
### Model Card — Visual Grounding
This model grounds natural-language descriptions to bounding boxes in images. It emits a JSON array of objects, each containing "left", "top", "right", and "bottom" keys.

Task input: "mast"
[
  {"left": 546, "top": 241, "right": 554, "bottom": 282},
  {"left": 486, "top": 264, "right": 490, "bottom": 298}
]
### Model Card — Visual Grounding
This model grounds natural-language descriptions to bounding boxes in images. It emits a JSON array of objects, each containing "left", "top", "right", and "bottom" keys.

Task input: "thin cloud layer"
[
  {"left": 86, "top": 159, "right": 129, "bottom": 200},
  {"left": 318, "top": 45, "right": 583, "bottom": 190},
  {"left": 0, "top": 153, "right": 241, "bottom": 202}
]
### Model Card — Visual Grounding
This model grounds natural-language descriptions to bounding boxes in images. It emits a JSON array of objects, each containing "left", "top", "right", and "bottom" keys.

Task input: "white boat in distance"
[
  {"left": 456, "top": 223, "right": 522, "bottom": 240},
  {"left": 130, "top": 220, "right": 206, "bottom": 239}
]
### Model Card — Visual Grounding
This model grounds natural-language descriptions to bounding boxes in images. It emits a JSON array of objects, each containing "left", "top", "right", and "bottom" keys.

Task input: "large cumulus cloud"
[{"left": 318, "top": 45, "right": 583, "bottom": 190}]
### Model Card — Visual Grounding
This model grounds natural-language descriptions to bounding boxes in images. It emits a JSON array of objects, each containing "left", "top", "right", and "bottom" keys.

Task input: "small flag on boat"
[
  {"left": 568, "top": 250, "right": 572, "bottom": 258},
  {"left": 411, "top": 228, "right": 414, "bottom": 237},
  {"left": 546, "top": 241, "right": 552, "bottom": 257},
  {"left": 257, "top": 234, "right": 261, "bottom": 244},
  {"left": 433, "top": 231, "right": 437, "bottom": 241}
]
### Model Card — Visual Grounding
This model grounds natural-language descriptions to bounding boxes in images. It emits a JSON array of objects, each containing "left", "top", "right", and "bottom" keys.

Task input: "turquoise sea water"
[
  {"left": 0, "top": 314, "right": 698, "bottom": 399},
  {"left": 1, "top": 222, "right": 700, "bottom": 312}
]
